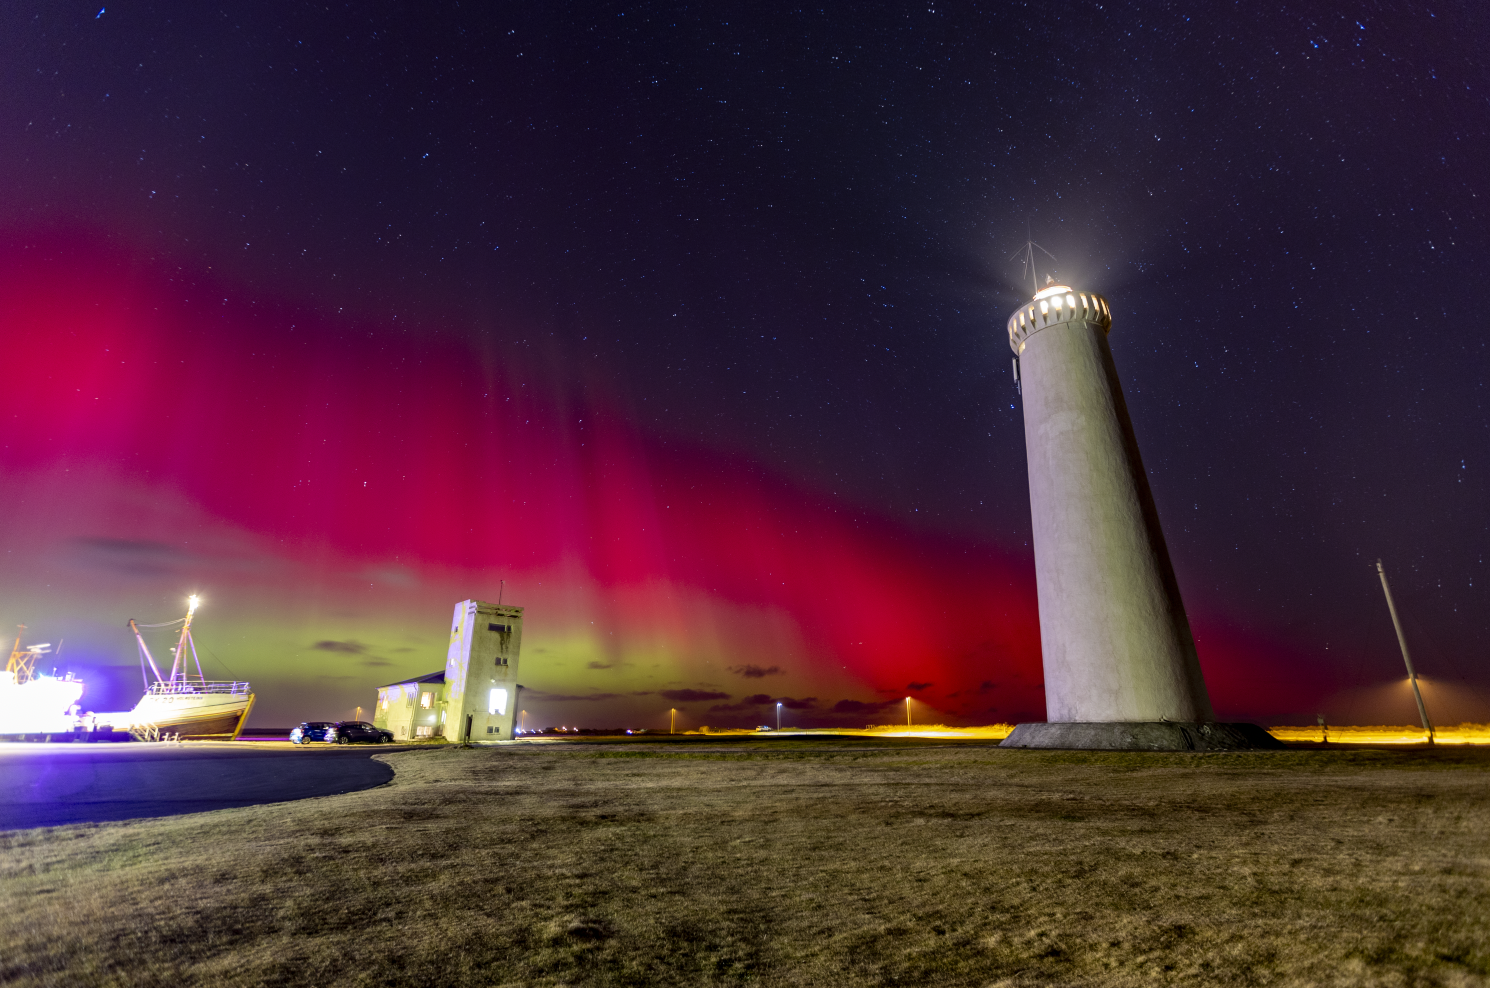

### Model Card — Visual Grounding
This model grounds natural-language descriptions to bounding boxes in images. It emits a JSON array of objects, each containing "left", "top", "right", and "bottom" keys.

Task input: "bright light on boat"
[
  {"left": 0, "top": 672, "right": 85, "bottom": 734},
  {"left": 188, "top": 595, "right": 200, "bottom": 613}
]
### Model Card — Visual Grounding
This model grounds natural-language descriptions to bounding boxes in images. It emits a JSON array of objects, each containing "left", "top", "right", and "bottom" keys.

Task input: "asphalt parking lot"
[{"left": 0, "top": 741, "right": 406, "bottom": 830}]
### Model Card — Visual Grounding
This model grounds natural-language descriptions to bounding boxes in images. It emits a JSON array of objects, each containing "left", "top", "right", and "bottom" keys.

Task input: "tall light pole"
[
  {"left": 776, "top": 701, "right": 782, "bottom": 732},
  {"left": 1376, "top": 560, "right": 1434, "bottom": 744},
  {"left": 905, "top": 696, "right": 912, "bottom": 728},
  {"left": 670, "top": 707, "right": 676, "bottom": 734}
]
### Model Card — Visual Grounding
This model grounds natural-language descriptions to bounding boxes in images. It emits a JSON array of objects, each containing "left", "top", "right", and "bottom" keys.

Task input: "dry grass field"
[{"left": 3, "top": 738, "right": 1488, "bottom": 987}]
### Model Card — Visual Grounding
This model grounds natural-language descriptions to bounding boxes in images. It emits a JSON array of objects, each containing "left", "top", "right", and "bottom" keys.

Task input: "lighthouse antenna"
[{"left": 1008, "top": 222, "right": 1058, "bottom": 297}]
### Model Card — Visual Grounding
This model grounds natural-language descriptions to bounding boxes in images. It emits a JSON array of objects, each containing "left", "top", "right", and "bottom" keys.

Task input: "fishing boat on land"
[
  {"left": 123, "top": 596, "right": 255, "bottom": 740},
  {"left": 0, "top": 627, "right": 85, "bottom": 738}
]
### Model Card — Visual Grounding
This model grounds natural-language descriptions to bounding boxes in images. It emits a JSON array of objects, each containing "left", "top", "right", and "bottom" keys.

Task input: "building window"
[
  {"left": 489, "top": 687, "right": 508, "bottom": 715},
  {"left": 486, "top": 726, "right": 495, "bottom": 734},
  {"left": 420, "top": 691, "right": 432, "bottom": 709},
  {"left": 415, "top": 725, "right": 433, "bottom": 738}
]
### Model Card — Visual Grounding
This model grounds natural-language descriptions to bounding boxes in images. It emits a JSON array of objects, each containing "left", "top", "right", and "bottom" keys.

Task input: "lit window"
[
  {"left": 420, "top": 691, "right": 432, "bottom": 709},
  {"left": 1039, "top": 301, "right": 1048, "bottom": 314},
  {"left": 1080, "top": 294, "right": 1088, "bottom": 308},
  {"left": 1066, "top": 294, "right": 1076, "bottom": 308},
  {"left": 380, "top": 698, "right": 388, "bottom": 711},
  {"left": 489, "top": 687, "right": 508, "bottom": 715},
  {"left": 1052, "top": 295, "right": 1062, "bottom": 308}
]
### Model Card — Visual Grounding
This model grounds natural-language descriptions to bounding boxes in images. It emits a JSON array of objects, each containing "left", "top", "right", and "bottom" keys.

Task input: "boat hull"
[{"left": 129, "top": 691, "right": 256, "bottom": 740}]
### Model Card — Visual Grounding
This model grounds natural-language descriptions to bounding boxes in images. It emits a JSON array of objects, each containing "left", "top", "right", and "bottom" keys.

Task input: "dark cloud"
[
  {"left": 312, "top": 640, "right": 368, "bottom": 655},
  {"left": 312, "top": 640, "right": 367, "bottom": 654},
  {"left": 588, "top": 661, "right": 616, "bottom": 670},
  {"left": 361, "top": 659, "right": 393, "bottom": 668},
  {"left": 832, "top": 699, "right": 897, "bottom": 714},
  {"left": 777, "top": 696, "right": 816, "bottom": 710},
  {"left": 525, "top": 691, "right": 625, "bottom": 702},
  {"left": 707, "top": 693, "right": 774, "bottom": 712},
  {"left": 659, "top": 689, "right": 731, "bottom": 703},
  {"left": 64, "top": 537, "right": 189, "bottom": 576},
  {"left": 907, "top": 682, "right": 933, "bottom": 692},
  {"left": 727, "top": 664, "right": 783, "bottom": 679},
  {"left": 63, "top": 535, "right": 282, "bottom": 579}
]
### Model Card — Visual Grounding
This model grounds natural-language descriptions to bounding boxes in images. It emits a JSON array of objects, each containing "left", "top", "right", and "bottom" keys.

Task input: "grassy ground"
[{"left": 3, "top": 739, "right": 1488, "bottom": 987}]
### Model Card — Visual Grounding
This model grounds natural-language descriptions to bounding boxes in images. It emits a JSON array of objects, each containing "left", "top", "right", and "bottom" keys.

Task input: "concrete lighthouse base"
[{"left": 1000, "top": 722, "right": 1284, "bottom": 752}]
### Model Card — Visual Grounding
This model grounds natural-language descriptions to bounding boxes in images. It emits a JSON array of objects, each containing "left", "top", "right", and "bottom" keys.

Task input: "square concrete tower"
[{"left": 443, "top": 599, "right": 523, "bottom": 742}]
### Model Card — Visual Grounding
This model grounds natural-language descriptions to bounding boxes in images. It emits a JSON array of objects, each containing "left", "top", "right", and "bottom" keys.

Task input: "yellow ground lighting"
[
  {"left": 688, "top": 724, "right": 1490, "bottom": 745},
  {"left": 691, "top": 724, "right": 1016, "bottom": 740},
  {"left": 1268, "top": 724, "right": 1490, "bottom": 745}
]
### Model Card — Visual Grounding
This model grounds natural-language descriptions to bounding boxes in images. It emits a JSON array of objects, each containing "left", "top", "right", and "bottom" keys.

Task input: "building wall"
[
  {"left": 374, "top": 682, "right": 446, "bottom": 739},
  {"left": 444, "top": 599, "right": 524, "bottom": 741}
]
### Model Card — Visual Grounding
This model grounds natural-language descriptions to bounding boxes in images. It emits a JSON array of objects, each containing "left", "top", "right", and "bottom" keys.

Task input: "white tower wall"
[
  {"left": 443, "top": 599, "right": 524, "bottom": 741},
  {"left": 1009, "top": 289, "right": 1212, "bottom": 723}
]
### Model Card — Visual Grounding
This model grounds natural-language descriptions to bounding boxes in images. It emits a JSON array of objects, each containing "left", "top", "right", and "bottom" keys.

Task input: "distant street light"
[
  {"left": 906, "top": 696, "right": 912, "bottom": 728},
  {"left": 776, "top": 701, "right": 782, "bottom": 732},
  {"left": 670, "top": 707, "right": 676, "bottom": 734}
]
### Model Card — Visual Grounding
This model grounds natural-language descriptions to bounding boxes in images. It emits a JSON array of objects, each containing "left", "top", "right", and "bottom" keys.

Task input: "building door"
[{"left": 465, "top": 713, "right": 473, "bottom": 742}]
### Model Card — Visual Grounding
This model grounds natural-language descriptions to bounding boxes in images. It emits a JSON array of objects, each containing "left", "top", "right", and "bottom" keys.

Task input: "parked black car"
[
  {"left": 290, "top": 722, "right": 336, "bottom": 744},
  {"left": 328, "top": 721, "right": 394, "bottom": 744}
]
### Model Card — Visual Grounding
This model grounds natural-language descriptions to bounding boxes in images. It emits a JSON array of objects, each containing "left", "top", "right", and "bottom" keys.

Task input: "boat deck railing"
[{"left": 146, "top": 680, "right": 252, "bottom": 696}]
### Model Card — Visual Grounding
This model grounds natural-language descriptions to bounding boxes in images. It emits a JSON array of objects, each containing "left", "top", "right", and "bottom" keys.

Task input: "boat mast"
[
  {"left": 7, "top": 625, "right": 35, "bottom": 684},
  {"left": 169, "top": 595, "right": 203, "bottom": 683},
  {"left": 1376, "top": 560, "right": 1433, "bottom": 745},
  {"left": 129, "top": 619, "right": 166, "bottom": 685}
]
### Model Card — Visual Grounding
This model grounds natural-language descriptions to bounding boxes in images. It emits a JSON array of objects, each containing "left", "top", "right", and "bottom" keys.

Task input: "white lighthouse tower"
[{"left": 999, "top": 260, "right": 1278, "bottom": 750}]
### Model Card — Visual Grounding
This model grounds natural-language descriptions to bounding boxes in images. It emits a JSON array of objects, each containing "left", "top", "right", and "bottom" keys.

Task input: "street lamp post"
[
  {"left": 776, "top": 701, "right": 782, "bottom": 732},
  {"left": 670, "top": 707, "right": 676, "bottom": 734},
  {"left": 905, "top": 696, "right": 912, "bottom": 728},
  {"left": 1376, "top": 560, "right": 1434, "bottom": 745}
]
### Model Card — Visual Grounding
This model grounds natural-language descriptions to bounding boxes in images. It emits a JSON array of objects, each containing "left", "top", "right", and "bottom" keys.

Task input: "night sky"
[{"left": 2, "top": 2, "right": 1486, "bottom": 730}]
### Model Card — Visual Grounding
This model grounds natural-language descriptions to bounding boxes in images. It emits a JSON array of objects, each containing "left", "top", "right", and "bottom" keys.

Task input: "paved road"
[{"left": 0, "top": 742, "right": 401, "bottom": 830}]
